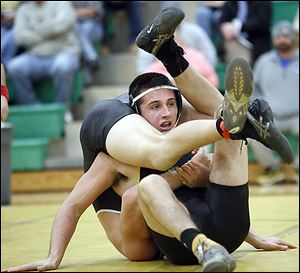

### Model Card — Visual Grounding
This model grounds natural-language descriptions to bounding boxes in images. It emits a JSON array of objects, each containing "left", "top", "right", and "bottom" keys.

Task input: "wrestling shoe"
[
  {"left": 222, "top": 57, "right": 253, "bottom": 133},
  {"left": 136, "top": 7, "right": 185, "bottom": 55},
  {"left": 192, "top": 237, "right": 236, "bottom": 272},
  {"left": 230, "top": 98, "right": 293, "bottom": 164}
]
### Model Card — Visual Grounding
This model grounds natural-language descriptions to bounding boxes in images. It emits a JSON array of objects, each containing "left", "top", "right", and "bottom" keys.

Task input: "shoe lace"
[
  {"left": 196, "top": 241, "right": 205, "bottom": 264},
  {"left": 152, "top": 33, "right": 174, "bottom": 54}
]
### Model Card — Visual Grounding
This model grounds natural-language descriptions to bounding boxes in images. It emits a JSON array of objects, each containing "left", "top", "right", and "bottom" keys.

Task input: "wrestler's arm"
[
  {"left": 245, "top": 229, "right": 297, "bottom": 251},
  {"left": 2, "top": 153, "right": 127, "bottom": 272}
]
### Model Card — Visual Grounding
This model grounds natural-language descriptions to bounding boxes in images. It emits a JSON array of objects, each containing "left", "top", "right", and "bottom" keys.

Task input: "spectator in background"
[
  {"left": 294, "top": 7, "right": 299, "bottom": 48},
  {"left": 72, "top": 1, "right": 104, "bottom": 86},
  {"left": 1, "top": 61, "right": 9, "bottom": 122},
  {"left": 143, "top": 31, "right": 219, "bottom": 88},
  {"left": 102, "top": 1, "right": 143, "bottom": 52},
  {"left": 219, "top": 1, "right": 272, "bottom": 66},
  {"left": 137, "top": 20, "right": 218, "bottom": 72},
  {"left": 1, "top": 1, "right": 21, "bottom": 66},
  {"left": 137, "top": 1, "right": 218, "bottom": 82},
  {"left": 6, "top": 1, "right": 80, "bottom": 122},
  {"left": 196, "top": 1, "right": 225, "bottom": 58},
  {"left": 250, "top": 21, "right": 299, "bottom": 185}
]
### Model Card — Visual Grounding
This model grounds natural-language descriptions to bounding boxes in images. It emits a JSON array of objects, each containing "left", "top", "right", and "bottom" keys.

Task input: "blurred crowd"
[{"left": 1, "top": 1, "right": 299, "bottom": 185}]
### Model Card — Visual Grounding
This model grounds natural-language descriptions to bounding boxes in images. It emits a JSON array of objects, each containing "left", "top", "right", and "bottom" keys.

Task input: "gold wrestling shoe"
[
  {"left": 192, "top": 235, "right": 236, "bottom": 272},
  {"left": 221, "top": 57, "right": 293, "bottom": 164},
  {"left": 222, "top": 57, "right": 253, "bottom": 134}
]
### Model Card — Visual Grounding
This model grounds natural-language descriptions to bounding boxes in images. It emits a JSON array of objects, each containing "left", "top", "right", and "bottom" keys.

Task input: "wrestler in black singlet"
[
  {"left": 80, "top": 93, "right": 134, "bottom": 213},
  {"left": 80, "top": 93, "right": 250, "bottom": 265},
  {"left": 140, "top": 165, "right": 250, "bottom": 265}
]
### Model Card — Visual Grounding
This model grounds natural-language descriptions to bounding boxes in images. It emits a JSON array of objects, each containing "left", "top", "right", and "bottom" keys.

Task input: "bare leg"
[
  {"left": 138, "top": 175, "right": 197, "bottom": 239},
  {"left": 210, "top": 138, "right": 248, "bottom": 186},
  {"left": 174, "top": 66, "right": 223, "bottom": 117},
  {"left": 138, "top": 171, "right": 235, "bottom": 271},
  {"left": 107, "top": 115, "right": 222, "bottom": 170},
  {"left": 120, "top": 186, "right": 158, "bottom": 260}
]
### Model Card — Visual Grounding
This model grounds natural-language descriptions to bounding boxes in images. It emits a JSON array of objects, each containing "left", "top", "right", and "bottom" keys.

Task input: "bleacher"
[{"left": 2, "top": 1, "right": 298, "bottom": 194}]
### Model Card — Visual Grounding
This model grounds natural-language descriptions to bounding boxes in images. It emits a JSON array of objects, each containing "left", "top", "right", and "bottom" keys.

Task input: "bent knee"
[
  {"left": 139, "top": 175, "right": 166, "bottom": 197},
  {"left": 122, "top": 241, "right": 159, "bottom": 261},
  {"left": 122, "top": 187, "right": 139, "bottom": 208}
]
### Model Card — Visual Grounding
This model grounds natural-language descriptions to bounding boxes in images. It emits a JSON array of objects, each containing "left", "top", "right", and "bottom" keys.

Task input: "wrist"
[{"left": 1, "top": 85, "right": 9, "bottom": 101}]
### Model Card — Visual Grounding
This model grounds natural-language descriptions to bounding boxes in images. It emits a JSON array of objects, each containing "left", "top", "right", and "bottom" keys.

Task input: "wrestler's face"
[{"left": 139, "top": 88, "right": 178, "bottom": 133}]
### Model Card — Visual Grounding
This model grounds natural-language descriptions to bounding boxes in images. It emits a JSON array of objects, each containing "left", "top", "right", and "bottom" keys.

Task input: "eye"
[
  {"left": 168, "top": 101, "right": 176, "bottom": 107},
  {"left": 150, "top": 104, "right": 159, "bottom": 110}
]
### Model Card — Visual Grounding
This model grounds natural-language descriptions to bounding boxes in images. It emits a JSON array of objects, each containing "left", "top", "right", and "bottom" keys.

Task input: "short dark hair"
[
  {"left": 128, "top": 72, "right": 182, "bottom": 121},
  {"left": 128, "top": 72, "right": 175, "bottom": 103}
]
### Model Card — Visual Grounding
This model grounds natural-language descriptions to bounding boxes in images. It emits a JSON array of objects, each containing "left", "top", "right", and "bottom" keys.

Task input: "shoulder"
[{"left": 254, "top": 50, "right": 275, "bottom": 68}]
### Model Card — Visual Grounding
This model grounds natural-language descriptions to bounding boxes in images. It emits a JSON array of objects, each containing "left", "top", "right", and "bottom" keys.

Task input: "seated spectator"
[
  {"left": 219, "top": 1, "right": 272, "bottom": 66},
  {"left": 294, "top": 7, "right": 299, "bottom": 48},
  {"left": 1, "top": 1, "right": 21, "bottom": 66},
  {"left": 250, "top": 21, "right": 299, "bottom": 185},
  {"left": 72, "top": 1, "right": 104, "bottom": 86},
  {"left": 143, "top": 32, "right": 219, "bottom": 89},
  {"left": 6, "top": 1, "right": 80, "bottom": 122},
  {"left": 102, "top": 1, "right": 143, "bottom": 52},
  {"left": 137, "top": 19, "right": 218, "bottom": 73}
]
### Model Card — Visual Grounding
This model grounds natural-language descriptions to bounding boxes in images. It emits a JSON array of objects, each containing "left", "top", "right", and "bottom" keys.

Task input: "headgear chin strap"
[{"left": 129, "top": 85, "right": 183, "bottom": 122}]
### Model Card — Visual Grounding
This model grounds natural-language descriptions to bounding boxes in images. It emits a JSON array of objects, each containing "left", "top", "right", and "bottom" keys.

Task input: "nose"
[{"left": 162, "top": 104, "right": 171, "bottom": 116}]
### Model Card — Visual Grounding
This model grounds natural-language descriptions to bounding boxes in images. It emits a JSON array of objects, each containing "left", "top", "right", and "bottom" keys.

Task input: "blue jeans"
[
  {"left": 7, "top": 52, "right": 80, "bottom": 106},
  {"left": 196, "top": 7, "right": 222, "bottom": 38}
]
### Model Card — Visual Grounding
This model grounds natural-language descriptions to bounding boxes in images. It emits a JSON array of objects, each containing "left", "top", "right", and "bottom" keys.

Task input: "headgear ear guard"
[{"left": 129, "top": 85, "right": 183, "bottom": 122}]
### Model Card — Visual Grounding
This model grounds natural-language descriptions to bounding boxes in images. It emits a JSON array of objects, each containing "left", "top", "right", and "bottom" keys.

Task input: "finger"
[
  {"left": 176, "top": 168, "right": 190, "bottom": 182},
  {"left": 6, "top": 263, "right": 37, "bottom": 272},
  {"left": 275, "top": 244, "right": 289, "bottom": 251},
  {"left": 279, "top": 241, "right": 298, "bottom": 249},
  {"left": 181, "top": 165, "right": 193, "bottom": 175},
  {"left": 178, "top": 165, "right": 192, "bottom": 177},
  {"left": 186, "top": 161, "right": 198, "bottom": 169}
]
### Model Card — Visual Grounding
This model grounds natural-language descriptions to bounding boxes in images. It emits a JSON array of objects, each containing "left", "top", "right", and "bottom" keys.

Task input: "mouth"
[{"left": 160, "top": 121, "right": 173, "bottom": 132}]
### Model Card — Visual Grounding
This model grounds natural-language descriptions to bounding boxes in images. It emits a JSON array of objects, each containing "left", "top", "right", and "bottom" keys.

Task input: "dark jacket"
[{"left": 220, "top": 1, "right": 272, "bottom": 63}]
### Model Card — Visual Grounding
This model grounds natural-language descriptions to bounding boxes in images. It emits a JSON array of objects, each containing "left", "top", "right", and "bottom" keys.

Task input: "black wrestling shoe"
[
  {"left": 230, "top": 98, "right": 293, "bottom": 164},
  {"left": 193, "top": 237, "right": 236, "bottom": 272},
  {"left": 136, "top": 7, "right": 185, "bottom": 55},
  {"left": 222, "top": 57, "right": 253, "bottom": 134}
]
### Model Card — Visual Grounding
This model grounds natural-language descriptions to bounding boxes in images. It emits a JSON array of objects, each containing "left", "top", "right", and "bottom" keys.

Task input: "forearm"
[
  {"left": 14, "top": 28, "right": 43, "bottom": 47},
  {"left": 35, "top": 3, "right": 76, "bottom": 39},
  {"left": 76, "top": 8, "right": 98, "bottom": 18},
  {"left": 1, "top": 64, "right": 6, "bottom": 85},
  {"left": 47, "top": 202, "right": 80, "bottom": 266}
]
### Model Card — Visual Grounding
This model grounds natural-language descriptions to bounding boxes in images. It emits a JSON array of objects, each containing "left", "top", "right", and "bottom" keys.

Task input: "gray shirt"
[
  {"left": 13, "top": 1, "right": 80, "bottom": 56},
  {"left": 252, "top": 49, "right": 299, "bottom": 119}
]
